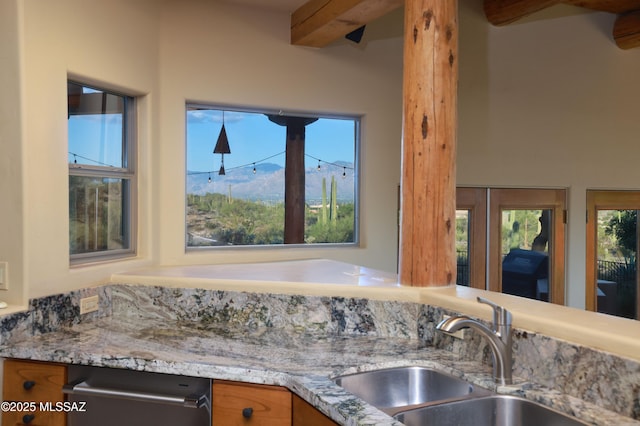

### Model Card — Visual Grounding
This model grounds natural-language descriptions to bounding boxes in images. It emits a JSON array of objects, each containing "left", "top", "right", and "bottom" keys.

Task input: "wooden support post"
[
  {"left": 268, "top": 115, "right": 318, "bottom": 244},
  {"left": 399, "top": 0, "right": 458, "bottom": 287},
  {"left": 284, "top": 121, "right": 306, "bottom": 244}
]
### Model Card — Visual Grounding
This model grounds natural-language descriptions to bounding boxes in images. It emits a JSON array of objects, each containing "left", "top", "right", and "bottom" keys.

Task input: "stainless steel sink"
[
  {"left": 394, "top": 394, "right": 590, "bottom": 426},
  {"left": 333, "top": 366, "right": 490, "bottom": 415}
]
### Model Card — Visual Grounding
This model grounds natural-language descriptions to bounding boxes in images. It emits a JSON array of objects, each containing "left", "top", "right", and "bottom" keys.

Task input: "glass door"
[
  {"left": 500, "top": 208, "right": 552, "bottom": 301},
  {"left": 586, "top": 190, "right": 640, "bottom": 319},
  {"left": 489, "top": 189, "right": 566, "bottom": 304},
  {"left": 456, "top": 188, "right": 487, "bottom": 289}
]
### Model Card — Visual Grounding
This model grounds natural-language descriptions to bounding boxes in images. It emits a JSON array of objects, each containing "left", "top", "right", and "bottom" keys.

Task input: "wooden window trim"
[
  {"left": 456, "top": 187, "right": 487, "bottom": 289},
  {"left": 489, "top": 188, "right": 566, "bottom": 305},
  {"left": 586, "top": 190, "right": 640, "bottom": 315}
]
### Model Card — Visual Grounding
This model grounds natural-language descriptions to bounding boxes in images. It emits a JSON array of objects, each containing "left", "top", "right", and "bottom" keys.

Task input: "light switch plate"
[
  {"left": 80, "top": 295, "right": 99, "bottom": 314},
  {"left": 0, "top": 261, "right": 8, "bottom": 291}
]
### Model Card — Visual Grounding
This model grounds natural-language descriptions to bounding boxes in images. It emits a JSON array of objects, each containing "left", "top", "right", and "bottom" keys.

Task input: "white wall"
[
  {"left": 458, "top": 1, "right": 640, "bottom": 308},
  {"left": 153, "top": 1, "right": 403, "bottom": 270}
]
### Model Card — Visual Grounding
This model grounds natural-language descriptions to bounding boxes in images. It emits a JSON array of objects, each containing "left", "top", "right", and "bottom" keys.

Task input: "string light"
[
  {"left": 305, "top": 153, "right": 355, "bottom": 175},
  {"left": 188, "top": 151, "right": 285, "bottom": 176},
  {"left": 68, "top": 151, "right": 116, "bottom": 168},
  {"left": 187, "top": 151, "right": 355, "bottom": 177}
]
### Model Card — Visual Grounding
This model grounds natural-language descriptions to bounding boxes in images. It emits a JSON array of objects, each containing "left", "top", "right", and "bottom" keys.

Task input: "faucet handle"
[{"left": 477, "top": 297, "right": 512, "bottom": 328}]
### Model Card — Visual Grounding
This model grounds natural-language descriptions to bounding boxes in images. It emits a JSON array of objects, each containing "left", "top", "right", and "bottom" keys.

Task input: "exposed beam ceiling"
[
  {"left": 613, "top": 10, "right": 640, "bottom": 49},
  {"left": 564, "top": 0, "right": 640, "bottom": 14},
  {"left": 484, "top": 0, "right": 563, "bottom": 26},
  {"left": 290, "top": 0, "right": 403, "bottom": 47},
  {"left": 290, "top": 0, "right": 640, "bottom": 49},
  {"left": 484, "top": 0, "right": 640, "bottom": 49}
]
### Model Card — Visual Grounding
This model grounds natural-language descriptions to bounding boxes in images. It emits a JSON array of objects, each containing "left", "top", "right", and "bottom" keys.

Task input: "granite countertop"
[
  {"left": 1, "top": 277, "right": 638, "bottom": 425},
  {"left": 0, "top": 315, "right": 498, "bottom": 425},
  {"left": 3, "top": 312, "right": 637, "bottom": 426}
]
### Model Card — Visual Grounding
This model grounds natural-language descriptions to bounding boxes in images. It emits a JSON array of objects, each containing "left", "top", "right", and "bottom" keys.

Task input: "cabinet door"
[
  {"left": 292, "top": 394, "right": 338, "bottom": 426},
  {"left": 2, "top": 410, "right": 64, "bottom": 426},
  {"left": 213, "top": 380, "right": 292, "bottom": 426},
  {"left": 2, "top": 359, "right": 67, "bottom": 426}
]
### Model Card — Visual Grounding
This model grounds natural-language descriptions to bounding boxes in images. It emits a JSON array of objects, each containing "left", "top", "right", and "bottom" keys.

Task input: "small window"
[
  {"left": 186, "top": 105, "right": 359, "bottom": 248},
  {"left": 68, "top": 81, "right": 136, "bottom": 263}
]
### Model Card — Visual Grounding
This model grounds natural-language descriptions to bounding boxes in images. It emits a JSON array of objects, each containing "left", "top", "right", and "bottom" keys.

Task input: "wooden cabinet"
[
  {"left": 212, "top": 381, "right": 339, "bottom": 426},
  {"left": 213, "top": 380, "right": 292, "bottom": 425},
  {"left": 292, "top": 394, "right": 338, "bottom": 426},
  {"left": 2, "top": 360, "right": 339, "bottom": 426},
  {"left": 2, "top": 359, "right": 67, "bottom": 426}
]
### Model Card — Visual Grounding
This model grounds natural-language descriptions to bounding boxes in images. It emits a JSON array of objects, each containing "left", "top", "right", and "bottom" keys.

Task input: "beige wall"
[
  {"left": 3, "top": 0, "right": 640, "bottom": 309},
  {"left": 13, "top": 0, "right": 161, "bottom": 299},
  {"left": 0, "top": 0, "right": 25, "bottom": 306},
  {"left": 153, "top": 0, "right": 403, "bottom": 270},
  {"left": 3, "top": 0, "right": 403, "bottom": 302},
  {"left": 458, "top": 1, "right": 640, "bottom": 308}
]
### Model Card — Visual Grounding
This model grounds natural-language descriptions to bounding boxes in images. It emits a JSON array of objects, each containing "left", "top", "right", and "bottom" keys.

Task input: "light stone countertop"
[
  {"left": 1, "top": 315, "right": 490, "bottom": 425},
  {"left": 1, "top": 259, "right": 639, "bottom": 425},
  {"left": 2, "top": 305, "right": 636, "bottom": 426},
  {"left": 112, "top": 259, "right": 640, "bottom": 363}
]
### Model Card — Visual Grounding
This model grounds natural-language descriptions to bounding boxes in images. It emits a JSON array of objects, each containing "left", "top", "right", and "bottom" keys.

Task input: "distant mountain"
[{"left": 187, "top": 162, "right": 355, "bottom": 203}]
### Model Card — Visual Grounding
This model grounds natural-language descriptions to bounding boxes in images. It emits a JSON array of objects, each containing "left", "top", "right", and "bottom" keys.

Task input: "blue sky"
[
  {"left": 68, "top": 108, "right": 358, "bottom": 174},
  {"left": 68, "top": 114, "right": 124, "bottom": 167},
  {"left": 186, "top": 109, "right": 357, "bottom": 174}
]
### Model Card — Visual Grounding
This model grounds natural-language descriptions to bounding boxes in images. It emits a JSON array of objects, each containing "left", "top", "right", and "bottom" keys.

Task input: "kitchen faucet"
[{"left": 436, "top": 297, "right": 513, "bottom": 386}]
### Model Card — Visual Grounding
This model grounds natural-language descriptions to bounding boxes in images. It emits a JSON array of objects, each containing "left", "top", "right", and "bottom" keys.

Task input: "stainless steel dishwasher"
[{"left": 63, "top": 365, "right": 211, "bottom": 426}]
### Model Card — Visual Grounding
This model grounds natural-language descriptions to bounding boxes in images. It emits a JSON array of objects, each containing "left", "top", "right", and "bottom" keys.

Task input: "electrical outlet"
[
  {"left": 0, "top": 261, "right": 8, "bottom": 291},
  {"left": 80, "top": 295, "right": 99, "bottom": 314},
  {"left": 442, "top": 315, "right": 465, "bottom": 339}
]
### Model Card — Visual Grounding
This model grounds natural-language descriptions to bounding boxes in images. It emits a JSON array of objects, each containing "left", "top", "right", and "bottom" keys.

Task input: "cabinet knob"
[
  {"left": 242, "top": 407, "right": 253, "bottom": 418},
  {"left": 23, "top": 380, "right": 36, "bottom": 390},
  {"left": 22, "top": 414, "right": 35, "bottom": 424}
]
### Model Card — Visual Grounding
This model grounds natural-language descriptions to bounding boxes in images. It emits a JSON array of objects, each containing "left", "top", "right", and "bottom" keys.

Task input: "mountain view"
[
  {"left": 187, "top": 162, "right": 355, "bottom": 204},
  {"left": 186, "top": 162, "right": 356, "bottom": 247},
  {"left": 185, "top": 107, "right": 358, "bottom": 247}
]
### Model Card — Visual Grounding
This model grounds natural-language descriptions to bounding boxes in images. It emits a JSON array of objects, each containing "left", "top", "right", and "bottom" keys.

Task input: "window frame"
[
  {"left": 456, "top": 187, "right": 487, "bottom": 290},
  {"left": 488, "top": 188, "right": 566, "bottom": 304},
  {"left": 184, "top": 103, "right": 361, "bottom": 250},
  {"left": 68, "top": 80, "right": 137, "bottom": 265},
  {"left": 586, "top": 190, "right": 640, "bottom": 318}
]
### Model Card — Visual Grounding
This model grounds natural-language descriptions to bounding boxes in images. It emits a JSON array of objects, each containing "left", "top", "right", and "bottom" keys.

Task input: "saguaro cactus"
[
  {"left": 321, "top": 177, "right": 328, "bottom": 225},
  {"left": 330, "top": 176, "right": 337, "bottom": 225}
]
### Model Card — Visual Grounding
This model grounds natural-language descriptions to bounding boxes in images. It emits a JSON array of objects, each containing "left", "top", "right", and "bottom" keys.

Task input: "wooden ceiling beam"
[
  {"left": 483, "top": 0, "right": 562, "bottom": 26},
  {"left": 291, "top": 0, "right": 403, "bottom": 48},
  {"left": 484, "top": 0, "right": 640, "bottom": 50},
  {"left": 614, "top": 10, "right": 640, "bottom": 49},
  {"left": 563, "top": 0, "right": 640, "bottom": 14}
]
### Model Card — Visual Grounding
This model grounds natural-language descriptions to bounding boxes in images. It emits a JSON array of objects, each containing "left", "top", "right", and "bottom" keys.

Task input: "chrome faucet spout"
[{"left": 436, "top": 297, "right": 513, "bottom": 386}]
